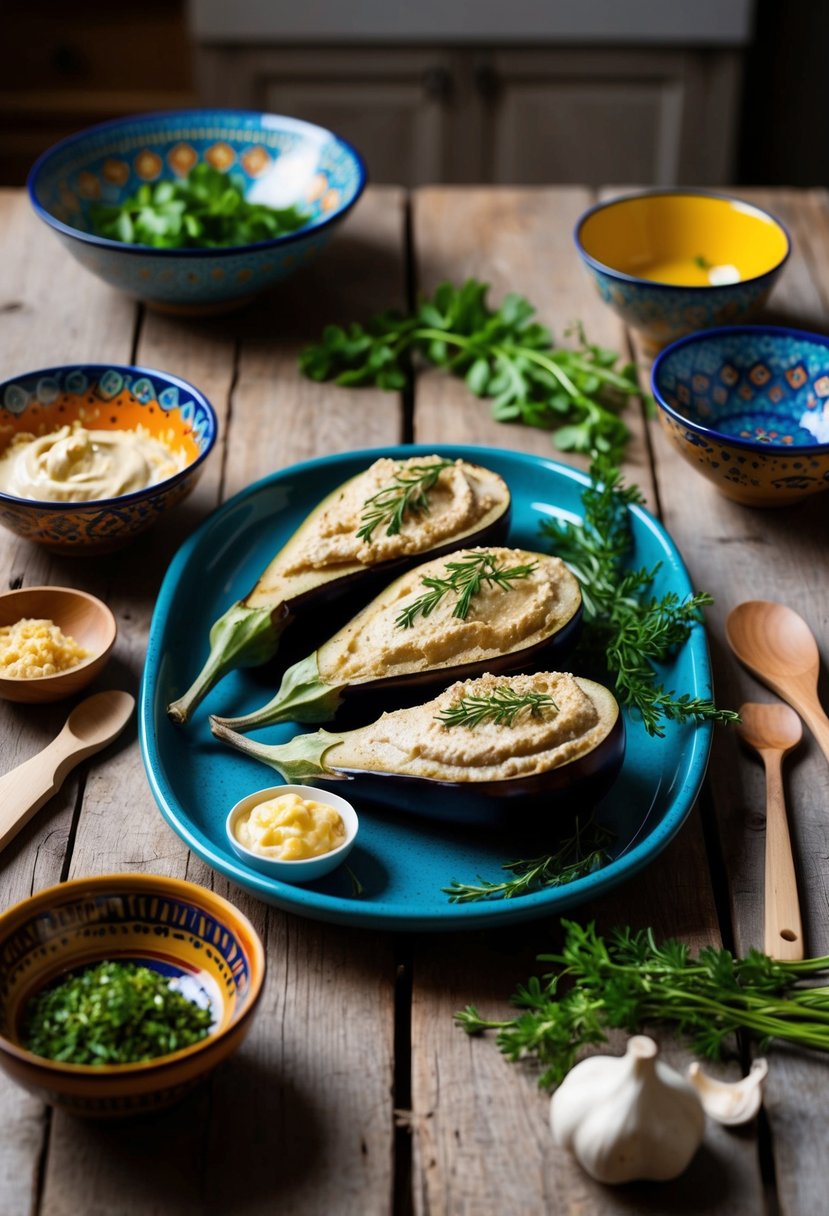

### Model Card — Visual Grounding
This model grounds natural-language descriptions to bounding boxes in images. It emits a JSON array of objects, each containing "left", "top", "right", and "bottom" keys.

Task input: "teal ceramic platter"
[{"left": 140, "top": 445, "right": 713, "bottom": 931}]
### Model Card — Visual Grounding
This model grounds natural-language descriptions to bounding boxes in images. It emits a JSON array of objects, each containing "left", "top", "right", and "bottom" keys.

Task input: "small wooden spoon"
[
  {"left": 737, "top": 701, "right": 804, "bottom": 960},
  {"left": 726, "top": 600, "right": 829, "bottom": 768},
  {"left": 0, "top": 690, "right": 134, "bottom": 852}
]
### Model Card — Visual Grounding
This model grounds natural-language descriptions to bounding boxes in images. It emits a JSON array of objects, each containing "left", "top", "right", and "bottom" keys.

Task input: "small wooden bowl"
[{"left": 0, "top": 586, "right": 116, "bottom": 703}]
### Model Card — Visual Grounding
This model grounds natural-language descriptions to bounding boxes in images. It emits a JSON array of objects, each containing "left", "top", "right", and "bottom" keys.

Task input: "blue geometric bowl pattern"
[
  {"left": 0, "top": 363, "right": 217, "bottom": 551},
  {"left": 652, "top": 326, "right": 829, "bottom": 506},
  {"left": 582, "top": 264, "right": 781, "bottom": 352},
  {"left": 28, "top": 110, "right": 367, "bottom": 311}
]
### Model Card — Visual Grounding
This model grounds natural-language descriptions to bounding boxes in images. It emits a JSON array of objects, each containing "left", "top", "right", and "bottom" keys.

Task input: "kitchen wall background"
[{"left": 0, "top": 0, "right": 821, "bottom": 188}]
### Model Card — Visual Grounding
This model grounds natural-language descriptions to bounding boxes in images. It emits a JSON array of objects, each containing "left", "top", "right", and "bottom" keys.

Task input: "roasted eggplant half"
[
  {"left": 210, "top": 672, "right": 625, "bottom": 824},
  {"left": 212, "top": 548, "right": 582, "bottom": 732},
  {"left": 167, "top": 455, "right": 510, "bottom": 724}
]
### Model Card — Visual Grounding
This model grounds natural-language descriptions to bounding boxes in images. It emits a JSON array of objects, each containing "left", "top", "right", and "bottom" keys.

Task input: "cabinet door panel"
[{"left": 489, "top": 80, "right": 682, "bottom": 186}]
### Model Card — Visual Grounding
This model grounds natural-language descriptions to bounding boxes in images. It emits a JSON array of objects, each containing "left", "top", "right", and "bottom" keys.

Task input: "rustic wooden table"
[{"left": 0, "top": 184, "right": 828, "bottom": 1216}]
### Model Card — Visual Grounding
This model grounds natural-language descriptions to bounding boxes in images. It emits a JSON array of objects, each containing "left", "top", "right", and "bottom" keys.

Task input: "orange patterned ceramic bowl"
[
  {"left": 0, "top": 874, "right": 265, "bottom": 1117},
  {"left": 0, "top": 364, "right": 217, "bottom": 552}
]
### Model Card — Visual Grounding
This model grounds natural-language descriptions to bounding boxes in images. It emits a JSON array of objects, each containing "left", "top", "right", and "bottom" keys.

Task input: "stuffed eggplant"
[
  {"left": 212, "top": 548, "right": 582, "bottom": 732},
  {"left": 167, "top": 455, "right": 510, "bottom": 724},
  {"left": 210, "top": 671, "right": 625, "bottom": 823}
]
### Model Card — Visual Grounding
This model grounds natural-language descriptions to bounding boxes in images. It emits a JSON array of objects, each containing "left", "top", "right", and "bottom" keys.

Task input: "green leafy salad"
[{"left": 90, "top": 163, "right": 309, "bottom": 249}]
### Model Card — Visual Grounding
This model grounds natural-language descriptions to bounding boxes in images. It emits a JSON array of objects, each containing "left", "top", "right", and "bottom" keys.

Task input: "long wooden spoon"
[
  {"left": 0, "top": 690, "right": 134, "bottom": 853},
  {"left": 737, "top": 702, "right": 804, "bottom": 960},
  {"left": 726, "top": 601, "right": 829, "bottom": 767}
]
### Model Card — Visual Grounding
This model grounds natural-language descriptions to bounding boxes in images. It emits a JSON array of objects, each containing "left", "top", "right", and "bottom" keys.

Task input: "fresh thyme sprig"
[
  {"left": 300, "top": 280, "right": 640, "bottom": 457},
  {"left": 357, "top": 459, "right": 454, "bottom": 543},
  {"left": 444, "top": 814, "right": 613, "bottom": 903},
  {"left": 456, "top": 920, "right": 829, "bottom": 1087},
  {"left": 541, "top": 453, "right": 740, "bottom": 736},
  {"left": 396, "top": 552, "right": 538, "bottom": 628},
  {"left": 436, "top": 686, "right": 558, "bottom": 729}
]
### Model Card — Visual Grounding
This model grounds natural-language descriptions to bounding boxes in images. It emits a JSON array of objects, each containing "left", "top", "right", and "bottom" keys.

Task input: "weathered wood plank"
[
  {"left": 0, "top": 189, "right": 139, "bottom": 1216},
  {"left": 37, "top": 189, "right": 405, "bottom": 1216},
  {"left": 408, "top": 186, "right": 765, "bottom": 1215},
  {"left": 646, "top": 186, "right": 829, "bottom": 1216}
]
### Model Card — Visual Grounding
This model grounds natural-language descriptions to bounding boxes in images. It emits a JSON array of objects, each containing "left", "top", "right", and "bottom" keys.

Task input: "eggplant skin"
[{"left": 311, "top": 702, "right": 625, "bottom": 827}]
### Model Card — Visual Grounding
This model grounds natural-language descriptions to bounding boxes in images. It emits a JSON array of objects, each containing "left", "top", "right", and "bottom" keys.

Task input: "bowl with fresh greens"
[
  {"left": 27, "top": 109, "right": 366, "bottom": 314},
  {"left": 0, "top": 873, "right": 265, "bottom": 1116}
]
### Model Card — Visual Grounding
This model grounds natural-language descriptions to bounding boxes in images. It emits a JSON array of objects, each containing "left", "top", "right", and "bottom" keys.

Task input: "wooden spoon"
[
  {"left": 726, "top": 600, "right": 829, "bottom": 767},
  {"left": 0, "top": 690, "right": 134, "bottom": 852},
  {"left": 737, "top": 701, "right": 804, "bottom": 960}
]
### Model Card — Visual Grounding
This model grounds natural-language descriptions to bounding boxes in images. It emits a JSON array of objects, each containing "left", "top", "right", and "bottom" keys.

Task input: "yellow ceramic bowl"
[
  {"left": 575, "top": 191, "right": 790, "bottom": 349},
  {"left": 0, "top": 874, "right": 265, "bottom": 1117}
]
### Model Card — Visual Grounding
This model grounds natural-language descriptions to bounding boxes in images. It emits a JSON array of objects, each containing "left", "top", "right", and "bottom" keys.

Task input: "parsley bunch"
[
  {"left": 457, "top": 920, "right": 829, "bottom": 1087},
  {"left": 542, "top": 454, "right": 739, "bottom": 736},
  {"left": 90, "top": 163, "right": 308, "bottom": 249},
  {"left": 300, "top": 280, "right": 640, "bottom": 455}
]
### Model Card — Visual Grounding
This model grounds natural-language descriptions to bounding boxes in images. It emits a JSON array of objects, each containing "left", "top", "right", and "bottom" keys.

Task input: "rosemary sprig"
[
  {"left": 436, "top": 686, "right": 558, "bottom": 729},
  {"left": 456, "top": 920, "right": 829, "bottom": 1087},
  {"left": 357, "top": 459, "right": 454, "bottom": 543},
  {"left": 444, "top": 814, "right": 614, "bottom": 902},
  {"left": 396, "top": 552, "right": 538, "bottom": 629},
  {"left": 541, "top": 453, "right": 740, "bottom": 736}
]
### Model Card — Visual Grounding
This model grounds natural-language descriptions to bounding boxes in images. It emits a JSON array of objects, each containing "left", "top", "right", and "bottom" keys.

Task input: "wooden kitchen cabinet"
[{"left": 194, "top": 44, "right": 743, "bottom": 187}]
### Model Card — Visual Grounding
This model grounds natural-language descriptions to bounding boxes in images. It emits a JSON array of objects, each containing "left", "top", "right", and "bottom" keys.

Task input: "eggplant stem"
[
  {"left": 211, "top": 652, "right": 343, "bottom": 732},
  {"left": 167, "top": 602, "right": 287, "bottom": 725},
  {"left": 209, "top": 719, "right": 346, "bottom": 783}
]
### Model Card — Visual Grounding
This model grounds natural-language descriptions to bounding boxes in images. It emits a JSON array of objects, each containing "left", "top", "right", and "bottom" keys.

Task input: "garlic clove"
[
  {"left": 686, "top": 1058, "right": 768, "bottom": 1126},
  {"left": 550, "top": 1035, "right": 706, "bottom": 1185}
]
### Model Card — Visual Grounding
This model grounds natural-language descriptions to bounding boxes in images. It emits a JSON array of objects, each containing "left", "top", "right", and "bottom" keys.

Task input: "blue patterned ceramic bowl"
[
  {"left": 575, "top": 191, "right": 790, "bottom": 351},
  {"left": 0, "top": 363, "right": 217, "bottom": 551},
  {"left": 0, "top": 874, "right": 265, "bottom": 1117},
  {"left": 652, "top": 325, "right": 829, "bottom": 506},
  {"left": 28, "top": 109, "right": 366, "bottom": 314}
]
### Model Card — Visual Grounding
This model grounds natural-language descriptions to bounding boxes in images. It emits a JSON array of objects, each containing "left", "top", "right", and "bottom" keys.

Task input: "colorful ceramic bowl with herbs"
[
  {"left": 0, "top": 874, "right": 265, "bottom": 1117},
  {"left": 651, "top": 325, "right": 829, "bottom": 506},
  {"left": 0, "top": 363, "right": 217, "bottom": 552},
  {"left": 28, "top": 109, "right": 366, "bottom": 314},
  {"left": 575, "top": 191, "right": 790, "bottom": 351}
]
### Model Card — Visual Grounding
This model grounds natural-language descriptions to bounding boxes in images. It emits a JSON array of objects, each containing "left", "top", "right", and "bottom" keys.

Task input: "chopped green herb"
[
  {"left": 693, "top": 254, "right": 713, "bottom": 270},
  {"left": 456, "top": 920, "right": 829, "bottom": 1087},
  {"left": 396, "top": 551, "right": 538, "bottom": 629},
  {"left": 356, "top": 459, "right": 454, "bottom": 543},
  {"left": 444, "top": 814, "right": 613, "bottom": 902},
  {"left": 300, "top": 280, "right": 641, "bottom": 457},
  {"left": 436, "top": 686, "right": 558, "bottom": 730},
  {"left": 89, "top": 163, "right": 308, "bottom": 249},
  {"left": 22, "top": 960, "right": 213, "bottom": 1065}
]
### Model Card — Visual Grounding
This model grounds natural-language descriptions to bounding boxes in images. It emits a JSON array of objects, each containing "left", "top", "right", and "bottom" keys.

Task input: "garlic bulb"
[
  {"left": 687, "top": 1058, "right": 768, "bottom": 1125},
  {"left": 550, "top": 1035, "right": 706, "bottom": 1184}
]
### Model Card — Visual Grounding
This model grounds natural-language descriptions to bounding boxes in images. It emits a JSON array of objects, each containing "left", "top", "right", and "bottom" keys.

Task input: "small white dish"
[{"left": 225, "top": 784, "right": 358, "bottom": 884}]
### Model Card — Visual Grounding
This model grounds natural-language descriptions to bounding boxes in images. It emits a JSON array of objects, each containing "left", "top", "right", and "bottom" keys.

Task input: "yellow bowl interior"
[{"left": 579, "top": 193, "right": 789, "bottom": 286}]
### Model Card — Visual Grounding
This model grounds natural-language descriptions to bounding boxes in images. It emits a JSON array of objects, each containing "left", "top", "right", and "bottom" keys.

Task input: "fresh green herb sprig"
[
  {"left": 22, "top": 960, "right": 213, "bottom": 1066},
  {"left": 300, "top": 280, "right": 640, "bottom": 456},
  {"left": 357, "top": 459, "right": 454, "bottom": 543},
  {"left": 456, "top": 920, "right": 829, "bottom": 1087},
  {"left": 541, "top": 453, "right": 740, "bottom": 736},
  {"left": 437, "top": 686, "right": 558, "bottom": 729},
  {"left": 444, "top": 815, "right": 613, "bottom": 903},
  {"left": 397, "top": 552, "right": 537, "bottom": 628},
  {"left": 90, "top": 163, "right": 308, "bottom": 249}
]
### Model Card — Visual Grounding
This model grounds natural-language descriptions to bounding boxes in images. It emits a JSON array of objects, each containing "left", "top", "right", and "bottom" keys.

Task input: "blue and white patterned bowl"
[
  {"left": 28, "top": 109, "right": 367, "bottom": 314},
  {"left": 652, "top": 325, "right": 829, "bottom": 506},
  {"left": 0, "top": 363, "right": 217, "bottom": 551}
]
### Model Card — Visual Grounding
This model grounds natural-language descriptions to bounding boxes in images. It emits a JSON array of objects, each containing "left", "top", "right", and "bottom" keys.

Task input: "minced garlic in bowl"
[{"left": 0, "top": 618, "right": 89, "bottom": 678}]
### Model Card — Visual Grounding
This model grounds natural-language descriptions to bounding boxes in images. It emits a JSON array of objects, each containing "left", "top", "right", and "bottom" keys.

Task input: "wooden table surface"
[{"left": 1, "top": 184, "right": 828, "bottom": 1216}]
